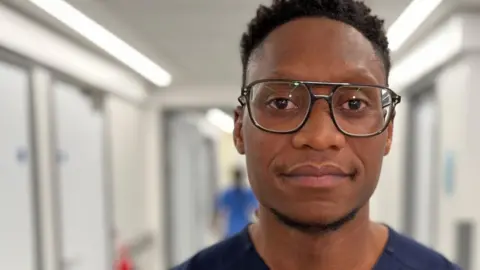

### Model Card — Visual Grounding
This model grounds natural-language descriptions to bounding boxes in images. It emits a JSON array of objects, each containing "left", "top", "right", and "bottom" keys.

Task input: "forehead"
[{"left": 248, "top": 17, "right": 385, "bottom": 84}]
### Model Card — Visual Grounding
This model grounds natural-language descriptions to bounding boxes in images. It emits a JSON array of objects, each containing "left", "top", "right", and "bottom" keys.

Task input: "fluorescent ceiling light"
[
  {"left": 387, "top": 0, "right": 443, "bottom": 52},
  {"left": 27, "top": 0, "right": 172, "bottom": 87},
  {"left": 206, "top": 109, "right": 234, "bottom": 133}
]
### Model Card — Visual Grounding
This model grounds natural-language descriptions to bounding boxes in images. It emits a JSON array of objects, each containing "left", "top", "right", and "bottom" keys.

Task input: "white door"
[
  {"left": 53, "top": 81, "right": 110, "bottom": 270},
  {"left": 167, "top": 113, "right": 215, "bottom": 266},
  {"left": 411, "top": 92, "right": 438, "bottom": 247},
  {"left": 0, "top": 61, "right": 37, "bottom": 269}
]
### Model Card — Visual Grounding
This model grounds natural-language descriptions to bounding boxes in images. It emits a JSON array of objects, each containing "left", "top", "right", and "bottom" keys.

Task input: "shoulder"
[
  {"left": 220, "top": 189, "right": 234, "bottom": 198},
  {"left": 386, "top": 228, "right": 461, "bottom": 270},
  {"left": 216, "top": 190, "right": 231, "bottom": 203},
  {"left": 171, "top": 230, "right": 252, "bottom": 270}
]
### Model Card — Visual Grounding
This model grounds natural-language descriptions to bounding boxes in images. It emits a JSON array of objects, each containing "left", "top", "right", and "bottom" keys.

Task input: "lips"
[{"left": 281, "top": 164, "right": 354, "bottom": 188}]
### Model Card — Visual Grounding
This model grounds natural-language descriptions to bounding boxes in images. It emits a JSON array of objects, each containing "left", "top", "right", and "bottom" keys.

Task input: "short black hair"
[{"left": 240, "top": 0, "right": 391, "bottom": 88}]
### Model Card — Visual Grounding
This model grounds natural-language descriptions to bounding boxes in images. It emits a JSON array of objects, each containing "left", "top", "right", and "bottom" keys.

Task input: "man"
[
  {"left": 173, "top": 0, "right": 461, "bottom": 269},
  {"left": 212, "top": 167, "right": 258, "bottom": 238}
]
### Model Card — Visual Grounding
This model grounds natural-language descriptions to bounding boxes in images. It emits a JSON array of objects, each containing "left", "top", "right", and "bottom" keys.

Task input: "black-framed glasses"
[{"left": 238, "top": 79, "right": 401, "bottom": 137}]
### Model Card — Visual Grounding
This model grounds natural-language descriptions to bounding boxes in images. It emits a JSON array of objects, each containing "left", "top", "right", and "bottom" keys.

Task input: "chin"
[
  {"left": 292, "top": 211, "right": 345, "bottom": 225},
  {"left": 284, "top": 203, "right": 352, "bottom": 220},
  {"left": 268, "top": 200, "right": 361, "bottom": 233}
]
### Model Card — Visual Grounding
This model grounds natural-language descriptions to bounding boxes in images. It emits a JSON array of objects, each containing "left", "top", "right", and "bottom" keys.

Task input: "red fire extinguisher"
[{"left": 116, "top": 246, "right": 134, "bottom": 270}]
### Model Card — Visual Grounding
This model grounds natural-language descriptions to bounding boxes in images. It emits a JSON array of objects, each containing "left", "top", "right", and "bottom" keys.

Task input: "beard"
[{"left": 269, "top": 206, "right": 360, "bottom": 234}]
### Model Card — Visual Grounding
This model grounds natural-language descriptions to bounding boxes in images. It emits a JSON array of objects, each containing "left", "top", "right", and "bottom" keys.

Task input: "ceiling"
[{"left": 4, "top": 0, "right": 412, "bottom": 89}]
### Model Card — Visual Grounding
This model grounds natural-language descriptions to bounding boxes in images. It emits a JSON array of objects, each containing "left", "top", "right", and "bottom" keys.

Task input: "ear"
[
  {"left": 234, "top": 106, "right": 246, "bottom": 154},
  {"left": 384, "top": 119, "right": 394, "bottom": 156}
]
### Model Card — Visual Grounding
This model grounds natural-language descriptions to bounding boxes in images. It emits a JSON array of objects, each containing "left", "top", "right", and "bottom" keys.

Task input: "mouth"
[{"left": 280, "top": 164, "right": 355, "bottom": 189}]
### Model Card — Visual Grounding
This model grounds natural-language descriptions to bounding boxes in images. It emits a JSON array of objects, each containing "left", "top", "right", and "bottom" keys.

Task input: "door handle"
[{"left": 16, "top": 146, "right": 29, "bottom": 164}]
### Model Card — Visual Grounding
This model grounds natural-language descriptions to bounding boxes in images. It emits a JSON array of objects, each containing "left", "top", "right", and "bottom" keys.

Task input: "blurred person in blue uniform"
[
  {"left": 173, "top": 0, "right": 462, "bottom": 269},
  {"left": 213, "top": 167, "right": 258, "bottom": 238}
]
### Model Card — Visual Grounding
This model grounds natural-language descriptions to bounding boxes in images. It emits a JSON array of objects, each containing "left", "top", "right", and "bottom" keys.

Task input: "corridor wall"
[
  {"left": 0, "top": 3, "right": 161, "bottom": 270},
  {"left": 106, "top": 96, "right": 160, "bottom": 269},
  {"left": 375, "top": 9, "right": 480, "bottom": 269}
]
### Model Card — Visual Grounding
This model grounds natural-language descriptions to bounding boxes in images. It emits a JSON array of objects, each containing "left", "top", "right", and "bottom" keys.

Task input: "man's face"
[{"left": 234, "top": 18, "right": 394, "bottom": 226}]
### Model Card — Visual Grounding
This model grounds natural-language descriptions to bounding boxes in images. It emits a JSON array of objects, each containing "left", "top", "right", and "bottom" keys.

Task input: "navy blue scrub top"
[{"left": 172, "top": 226, "right": 462, "bottom": 270}]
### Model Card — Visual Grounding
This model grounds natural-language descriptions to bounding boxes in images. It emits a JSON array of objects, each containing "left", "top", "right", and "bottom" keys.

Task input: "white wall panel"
[
  {"left": 106, "top": 96, "right": 162, "bottom": 270},
  {"left": 106, "top": 96, "right": 146, "bottom": 241}
]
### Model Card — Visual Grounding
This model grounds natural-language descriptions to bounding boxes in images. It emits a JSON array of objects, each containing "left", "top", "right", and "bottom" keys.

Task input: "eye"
[
  {"left": 267, "top": 98, "right": 298, "bottom": 110},
  {"left": 342, "top": 99, "right": 366, "bottom": 111}
]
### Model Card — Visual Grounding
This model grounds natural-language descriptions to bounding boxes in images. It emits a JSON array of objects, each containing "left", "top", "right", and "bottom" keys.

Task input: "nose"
[{"left": 291, "top": 99, "right": 346, "bottom": 151}]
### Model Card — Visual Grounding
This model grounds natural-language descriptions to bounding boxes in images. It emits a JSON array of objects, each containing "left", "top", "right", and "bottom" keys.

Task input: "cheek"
[
  {"left": 243, "top": 121, "right": 288, "bottom": 190},
  {"left": 244, "top": 122, "right": 277, "bottom": 168},
  {"left": 349, "top": 135, "right": 387, "bottom": 182}
]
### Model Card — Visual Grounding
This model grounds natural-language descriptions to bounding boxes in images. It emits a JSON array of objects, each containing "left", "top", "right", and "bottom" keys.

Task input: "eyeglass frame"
[{"left": 237, "top": 79, "right": 402, "bottom": 138}]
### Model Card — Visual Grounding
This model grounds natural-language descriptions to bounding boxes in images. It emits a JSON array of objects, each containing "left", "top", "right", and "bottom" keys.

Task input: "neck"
[{"left": 250, "top": 205, "right": 388, "bottom": 270}]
